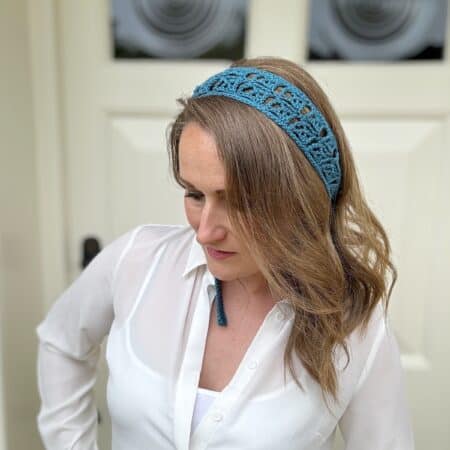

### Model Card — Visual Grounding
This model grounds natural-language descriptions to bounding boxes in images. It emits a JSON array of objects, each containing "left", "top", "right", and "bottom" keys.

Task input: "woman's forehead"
[{"left": 179, "top": 123, "right": 226, "bottom": 193}]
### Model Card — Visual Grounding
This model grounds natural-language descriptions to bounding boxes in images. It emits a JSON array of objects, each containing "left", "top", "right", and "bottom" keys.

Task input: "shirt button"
[
  {"left": 248, "top": 360, "right": 258, "bottom": 370},
  {"left": 211, "top": 412, "right": 223, "bottom": 422},
  {"left": 275, "top": 312, "right": 285, "bottom": 321}
]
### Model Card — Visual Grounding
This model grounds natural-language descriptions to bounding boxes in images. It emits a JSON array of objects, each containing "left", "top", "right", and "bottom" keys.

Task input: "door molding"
[
  {"left": 27, "top": 0, "right": 67, "bottom": 310},
  {"left": 0, "top": 240, "right": 6, "bottom": 450}
]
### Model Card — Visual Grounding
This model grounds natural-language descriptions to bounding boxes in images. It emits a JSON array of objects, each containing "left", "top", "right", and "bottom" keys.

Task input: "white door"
[{"left": 54, "top": 1, "right": 450, "bottom": 449}]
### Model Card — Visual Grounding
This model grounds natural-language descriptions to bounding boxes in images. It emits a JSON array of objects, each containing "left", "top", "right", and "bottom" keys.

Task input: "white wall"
[{"left": 0, "top": 0, "right": 44, "bottom": 448}]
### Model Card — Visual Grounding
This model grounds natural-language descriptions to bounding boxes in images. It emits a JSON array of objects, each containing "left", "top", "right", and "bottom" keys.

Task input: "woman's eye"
[{"left": 184, "top": 191, "right": 204, "bottom": 201}]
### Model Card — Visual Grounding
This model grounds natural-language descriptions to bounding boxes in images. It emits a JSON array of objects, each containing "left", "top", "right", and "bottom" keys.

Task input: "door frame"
[
  {"left": 28, "top": 0, "right": 67, "bottom": 310},
  {"left": 0, "top": 241, "right": 6, "bottom": 450}
]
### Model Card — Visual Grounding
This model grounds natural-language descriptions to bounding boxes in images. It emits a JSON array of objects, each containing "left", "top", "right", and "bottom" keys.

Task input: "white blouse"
[{"left": 36, "top": 224, "right": 415, "bottom": 450}]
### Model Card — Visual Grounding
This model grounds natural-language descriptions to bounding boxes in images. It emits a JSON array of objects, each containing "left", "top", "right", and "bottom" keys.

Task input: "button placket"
[
  {"left": 174, "top": 275, "right": 213, "bottom": 450},
  {"left": 211, "top": 411, "right": 223, "bottom": 422}
]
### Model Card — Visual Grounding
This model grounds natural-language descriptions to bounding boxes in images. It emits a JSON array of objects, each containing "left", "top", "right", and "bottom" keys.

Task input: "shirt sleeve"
[
  {"left": 35, "top": 227, "right": 138, "bottom": 450},
  {"left": 338, "top": 316, "right": 415, "bottom": 449}
]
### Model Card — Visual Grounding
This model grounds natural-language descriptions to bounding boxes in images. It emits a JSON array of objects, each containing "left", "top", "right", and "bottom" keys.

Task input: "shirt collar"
[{"left": 182, "top": 231, "right": 208, "bottom": 278}]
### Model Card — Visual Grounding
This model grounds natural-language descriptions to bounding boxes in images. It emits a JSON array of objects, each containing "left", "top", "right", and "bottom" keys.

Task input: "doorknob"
[{"left": 81, "top": 236, "right": 102, "bottom": 269}]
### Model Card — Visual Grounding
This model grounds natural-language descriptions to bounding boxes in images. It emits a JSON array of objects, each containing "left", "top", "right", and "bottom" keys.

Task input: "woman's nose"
[{"left": 196, "top": 203, "right": 227, "bottom": 245}]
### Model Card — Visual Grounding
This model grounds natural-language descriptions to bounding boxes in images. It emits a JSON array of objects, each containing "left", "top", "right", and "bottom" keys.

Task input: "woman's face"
[{"left": 178, "top": 121, "right": 262, "bottom": 284}]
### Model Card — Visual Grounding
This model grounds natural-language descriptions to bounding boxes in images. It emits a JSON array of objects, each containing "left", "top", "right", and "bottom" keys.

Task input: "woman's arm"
[
  {"left": 338, "top": 317, "right": 415, "bottom": 449},
  {"left": 36, "top": 227, "right": 138, "bottom": 450}
]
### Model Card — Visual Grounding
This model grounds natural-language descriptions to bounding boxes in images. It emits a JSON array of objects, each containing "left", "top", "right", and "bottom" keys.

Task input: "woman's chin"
[{"left": 206, "top": 264, "right": 236, "bottom": 282}]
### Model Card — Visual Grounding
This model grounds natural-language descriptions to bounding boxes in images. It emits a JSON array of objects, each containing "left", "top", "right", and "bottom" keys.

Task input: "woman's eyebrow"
[{"left": 179, "top": 176, "right": 225, "bottom": 194}]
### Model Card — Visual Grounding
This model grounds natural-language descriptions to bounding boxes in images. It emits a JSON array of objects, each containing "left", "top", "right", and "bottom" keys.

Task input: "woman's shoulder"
[
  {"left": 123, "top": 222, "right": 194, "bottom": 248},
  {"left": 111, "top": 223, "right": 196, "bottom": 272},
  {"left": 333, "top": 301, "right": 390, "bottom": 395},
  {"left": 344, "top": 301, "right": 388, "bottom": 363}
]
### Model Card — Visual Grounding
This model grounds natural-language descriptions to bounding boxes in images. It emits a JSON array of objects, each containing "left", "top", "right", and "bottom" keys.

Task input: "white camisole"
[{"left": 191, "top": 388, "right": 220, "bottom": 434}]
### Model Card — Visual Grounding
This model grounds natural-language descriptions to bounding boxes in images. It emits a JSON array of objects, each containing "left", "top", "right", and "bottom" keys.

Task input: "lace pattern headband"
[{"left": 192, "top": 66, "right": 341, "bottom": 202}]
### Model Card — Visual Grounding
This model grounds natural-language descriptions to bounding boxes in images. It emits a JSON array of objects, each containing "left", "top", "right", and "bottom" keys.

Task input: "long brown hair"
[{"left": 167, "top": 57, "right": 397, "bottom": 408}]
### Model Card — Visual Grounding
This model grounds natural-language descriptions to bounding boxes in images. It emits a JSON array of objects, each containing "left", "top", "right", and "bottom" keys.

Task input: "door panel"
[
  {"left": 108, "top": 116, "right": 185, "bottom": 234},
  {"left": 56, "top": 1, "right": 450, "bottom": 448}
]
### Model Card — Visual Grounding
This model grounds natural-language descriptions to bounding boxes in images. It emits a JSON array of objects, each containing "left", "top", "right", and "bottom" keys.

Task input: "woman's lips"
[{"left": 207, "top": 247, "right": 236, "bottom": 260}]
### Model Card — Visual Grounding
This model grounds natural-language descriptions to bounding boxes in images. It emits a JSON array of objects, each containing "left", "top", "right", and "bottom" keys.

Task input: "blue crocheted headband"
[{"left": 192, "top": 66, "right": 341, "bottom": 202}]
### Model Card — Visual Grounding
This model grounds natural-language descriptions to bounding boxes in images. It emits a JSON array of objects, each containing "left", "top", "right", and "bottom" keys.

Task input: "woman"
[{"left": 36, "top": 57, "right": 414, "bottom": 449}]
